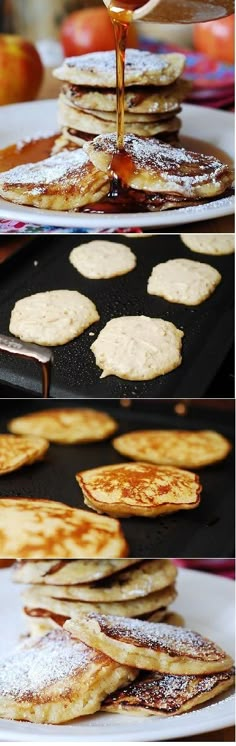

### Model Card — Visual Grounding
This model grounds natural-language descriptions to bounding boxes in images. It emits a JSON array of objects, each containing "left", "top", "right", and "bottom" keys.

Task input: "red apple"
[
  {"left": 61, "top": 8, "right": 139, "bottom": 57},
  {"left": 0, "top": 34, "right": 44, "bottom": 106},
  {"left": 193, "top": 16, "right": 235, "bottom": 65}
]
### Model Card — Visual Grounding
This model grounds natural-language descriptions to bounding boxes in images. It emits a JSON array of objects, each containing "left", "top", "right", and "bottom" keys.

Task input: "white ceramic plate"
[
  {"left": 0, "top": 567, "right": 234, "bottom": 741},
  {"left": 0, "top": 100, "right": 234, "bottom": 229}
]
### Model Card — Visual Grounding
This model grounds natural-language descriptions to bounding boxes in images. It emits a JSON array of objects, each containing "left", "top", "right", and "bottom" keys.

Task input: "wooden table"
[{"left": 176, "top": 726, "right": 235, "bottom": 741}]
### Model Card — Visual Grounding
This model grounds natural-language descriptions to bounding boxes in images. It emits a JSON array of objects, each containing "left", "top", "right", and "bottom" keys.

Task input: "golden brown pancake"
[
  {"left": 58, "top": 96, "right": 181, "bottom": 137},
  {"left": 13, "top": 559, "right": 139, "bottom": 585},
  {"left": 26, "top": 559, "right": 177, "bottom": 602},
  {"left": 0, "top": 498, "right": 128, "bottom": 558},
  {"left": 0, "top": 434, "right": 49, "bottom": 475},
  {"left": 112, "top": 430, "right": 232, "bottom": 468},
  {"left": 22, "top": 583, "right": 177, "bottom": 621},
  {"left": 66, "top": 614, "right": 233, "bottom": 675},
  {"left": 54, "top": 50, "right": 185, "bottom": 88},
  {"left": 103, "top": 667, "right": 235, "bottom": 716},
  {"left": 8, "top": 408, "right": 118, "bottom": 444},
  {"left": 62, "top": 79, "right": 189, "bottom": 114},
  {"left": 61, "top": 126, "right": 180, "bottom": 153},
  {"left": 22, "top": 605, "right": 168, "bottom": 638},
  {"left": 85, "top": 134, "right": 232, "bottom": 199},
  {"left": 76, "top": 462, "right": 201, "bottom": 518},
  {"left": 0, "top": 149, "right": 109, "bottom": 210},
  {"left": 0, "top": 629, "right": 136, "bottom": 724},
  {"left": 149, "top": 611, "right": 185, "bottom": 627}
]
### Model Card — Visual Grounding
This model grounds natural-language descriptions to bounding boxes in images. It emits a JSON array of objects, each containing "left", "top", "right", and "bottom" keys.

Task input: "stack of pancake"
[
  {"left": 53, "top": 49, "right": 190, "bottom": 151},
  {"left": 13, "top": 558, "right": 180, "bottom": 638},
  {"left": 67, "top": 613, "right": 235, "bottom": 720},
  {"left": 0, "top": 614, "right": 233, "bottom": 724}
]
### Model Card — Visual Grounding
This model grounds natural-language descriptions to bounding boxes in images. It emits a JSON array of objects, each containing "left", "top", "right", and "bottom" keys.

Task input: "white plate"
[
  {"left": 0, "top": 100, "right": 234, "bottom": 229},
  {"left": 0, "top": 567, "right": 234, "bottom": 741}
]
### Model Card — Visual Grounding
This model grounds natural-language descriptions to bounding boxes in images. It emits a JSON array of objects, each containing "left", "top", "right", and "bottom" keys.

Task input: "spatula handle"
[{"left": 0, "top": 334, "right": 53, "bottom": 398}]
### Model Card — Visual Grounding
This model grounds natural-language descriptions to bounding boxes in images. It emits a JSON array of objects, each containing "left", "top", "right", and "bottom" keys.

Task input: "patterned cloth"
[
  {"left": 141, "top": 39, "right": 234, "bottom": 108},
  {"left": 174, "top": 559, "right": 235, "bottom": 579},
  {"left": 0, "top": 41, "right": 234, "bottom": 235}
]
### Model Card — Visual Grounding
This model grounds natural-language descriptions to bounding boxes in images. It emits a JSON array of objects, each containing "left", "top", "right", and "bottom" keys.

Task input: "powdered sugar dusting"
[
  {"left": 0, "top": 630, "right": 98, "bottom": 699},
  {"left": 93, "top": 614, "right": 227, "bottom": 661},
  {"left": 64, "top": 50, "right": 172, "bottom": 74},
  {"left": 105, "top": 668, "right": 235, "bottom": 712},
  {"left": 93, "top": 134, "right": 230, "bottom": 192},
  {"left": 0, "top": 149, "right": 91, "bottom": 189}
]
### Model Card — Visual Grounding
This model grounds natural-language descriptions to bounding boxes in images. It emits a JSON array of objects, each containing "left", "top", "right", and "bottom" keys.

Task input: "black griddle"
[
  {"left": 0, "top": 234, "right": 234, "bottom": 398},
  {"left": 0, "top": 400, "right": 234, "bottom": 558}
]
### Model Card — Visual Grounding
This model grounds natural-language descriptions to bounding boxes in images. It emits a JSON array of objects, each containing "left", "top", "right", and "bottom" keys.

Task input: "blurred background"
[{"left": 0, "top": 0, "right": 234, "bottom": 107}]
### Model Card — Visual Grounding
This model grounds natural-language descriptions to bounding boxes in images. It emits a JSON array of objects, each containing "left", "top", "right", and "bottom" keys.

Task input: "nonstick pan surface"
[
  {"left": 0, "top": 234, "right": 234, "bottom": 397},
  {"left": 0, "top": 400, "right": 234, "bottom": 558}
]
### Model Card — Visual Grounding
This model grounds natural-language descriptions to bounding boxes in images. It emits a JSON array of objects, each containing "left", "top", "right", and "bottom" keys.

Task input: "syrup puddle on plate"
[{"left": 0, "top": 133, "right": 233, "bottom": 214}]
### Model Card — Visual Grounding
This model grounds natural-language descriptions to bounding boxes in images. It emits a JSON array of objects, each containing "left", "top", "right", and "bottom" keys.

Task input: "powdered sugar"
[
  {"left": 0, "top": 630, "right": 96, "bottom": 699},
  {"left": 0, "top": 149, "right": 91, "bottom": 188},
  {"left": 92, "top": 134, "right": 230, "bottom": 192},
  {"left": 105, "top": 668, "right": 234, "bottom": 712},
  {"left": 54, "top": 49, "right": 185, "bottom": 88},
  {"left": 94, "top": 614, "right": 227, "bottom": 661},
  {"left": 64, "top": 50, "right": 171, "bottom": 74}
]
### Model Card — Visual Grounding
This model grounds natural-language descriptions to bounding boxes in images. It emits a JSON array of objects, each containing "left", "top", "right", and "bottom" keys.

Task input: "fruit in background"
[
  {"left": 193, "top": 15, "right": 234, "bottom": 65},
  {"left": 61, "top": 7, "right": 139, "bottom": 57},
  {"left": 0, "top": 34, "right": 43, "bottom": 106}
]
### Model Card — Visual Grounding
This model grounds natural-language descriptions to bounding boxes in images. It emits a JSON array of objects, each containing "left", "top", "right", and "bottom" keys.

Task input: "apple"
[
  {"left": 0, "top": 34, "right": 44, "bottom": 106},
  {"left": 193, "top": 15, "right": 235, "bottom": 65},
  {"left": 61, "top": 7, "right": 139, "bottom": 57}
]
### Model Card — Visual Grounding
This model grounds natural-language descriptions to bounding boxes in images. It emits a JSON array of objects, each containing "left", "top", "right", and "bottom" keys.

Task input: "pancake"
[
  {"left": 180, "top": 233, "right": 235, "bottom": 256},
  {"left": 103, "top": 667, "right": 235, "bottom": 716},
  {"left": 0, "top": 149, "right": 109, "bottom": 210},
  {"left": 64, "top": 126, "right": 180, "bottom": 152},
  {"left": 85, "top": 134, "right": 232, "bottom": 199},
  {"left": 9, "top": 290, "right": 99, "bottom": 346},
  {"left": 51, "top": 131, "right": 78, "bottom": 155},
  {"left": 91, "top": 316, "right": 183, "bottom": 381},
  {"left": 76, "top": 462, "right": 201, "bottom": 518},
  {"left": 157, "top": 612, "right": 185, "bottom": 627},
  {"left": 13, "top": 559, "right": 139, "bottom": 585},
  {"left": 112, "top": 430, "right": 232, "bottom": 468},
  {"left": 63, "top": 79, "right": 189, "bottom": 114},
  {"left": 54, "top": 50, "right": 185, "bottom": 88},
  {"left": 26, "top": 560, "right": 177, "bottom": 602},
  {"left": 22, "top": 584, "right": 177, "bottom": 621},
  {"left": 0, "top": 498, "right": 128, "bottom": 559},
  {"left": 139, "top": 608, "right": 168, "bottom": 623},
  {"left": 66, "top": 614, "right": 233, "bottom": 675},
  {"left": 58, "top": 97, "right": 181, "bottom": 137},
  {"left": 21, "top": 613, "right": 59, "bottom": 638},
  {"left": 21, "top": 605, "right": 176, "bottom": 639},
  {"left": 69, "top": 240, "right": 136, "bottom": 279},
  {"left": 63, "top": 102, "right": 181, "bottom": 124},
  {"left": 62, "top": 127, "right": 91, "bottom": 147},
  {"left": 147, "top": 258, "right": 221, "bottom": 306},
  {"left": 0, "top": 434, "right": 48, "bottom": 475},
  {"left": 8, "top": 408, "right": 117, "bottom": 444},
  {"left": 22, "top": 605, "right": 169, "bottom": 638},
  {"left": 0, "top": 629, "right": 136, "bottom": 724}
]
